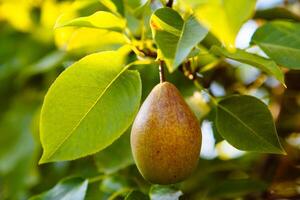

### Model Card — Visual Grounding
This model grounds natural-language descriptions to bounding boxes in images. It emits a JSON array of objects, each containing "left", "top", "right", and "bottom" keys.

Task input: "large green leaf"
[
  {"left": 30, "top": 177, "right": 88, "bottom": 200},
  {"left": 194, "top": 0, "right": 256, "bottom": 50},
  {"left": 39, "top": 49, "right": 142, "bottom": 163},
  {"left": 55, "top": 11, "right": 126, "bottom": 32},
  {"left": 94, "top": 131, "right": 133, "bottom": 174},
  {"left": 150, "top": 8, "right": 208, "bottom": 72},
  {"left": 251, "top": 21, "right": 300, "bottom": 69},
  {"left": 64, "top": 28, "right": 126, "bottom": 55},
  {"left": 150, "top": 185, "right": 183, "bottom": 200},
  {"left": 211, "top": 45, "right": 285, "bottom": 84},
  {"left": 216, "top": 95, "right": 285, "bottom": 154}
]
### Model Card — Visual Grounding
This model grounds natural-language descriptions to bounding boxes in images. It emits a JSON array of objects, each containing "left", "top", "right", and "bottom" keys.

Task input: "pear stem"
[
  {"left": 166, "top": 0, "right": 173, "bottom": 7},
  {"left": 159, "top": 61, "right": 165, "bottom": 83}
]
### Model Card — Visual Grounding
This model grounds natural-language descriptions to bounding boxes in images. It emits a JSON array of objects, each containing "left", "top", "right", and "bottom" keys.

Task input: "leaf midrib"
[
  {"left": 217, "top": 104, "right": 278, "bottom": 150},
  {"left": 44, "top": 66, "right": 129, "bottom": 160}
]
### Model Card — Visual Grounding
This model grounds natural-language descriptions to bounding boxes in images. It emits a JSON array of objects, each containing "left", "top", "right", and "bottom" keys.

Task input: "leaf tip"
[{"left": 278, "top": 146, "right": 287, "bottom": 155}]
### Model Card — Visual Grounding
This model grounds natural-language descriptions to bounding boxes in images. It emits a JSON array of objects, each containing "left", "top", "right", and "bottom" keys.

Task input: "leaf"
[
  {"left": 55, "top": 11, "right": 126, "bottom": 32},
  {"left": 150, "top": 8, "right": 208, "bottom": 72},
  {"left": 251, "top": 21, "right": 300, "bottom": 69},
  {"left": 63, "top": 28, "right": 126, "bottom": 55},
  {"left": 99, "top": 0, "right": 125, "bottom": 16},
  {"left": 254, "top": 7, "right": 300, "bottom": 22},
  {"left": 211, "top": 45, "right": 285, "bottom": 85},
  {"left": 131, "top": 0, "right": 151, "bottom": 18},
  {"left": 216, "top": 95, "right": 285, "bottom": 154},
  {"left": 17, "top": 51, "right": 66, "bottom": 83},
  {"left": 0, "top": 98, "right": 39, "bottom": 199},
  {"left": 100, "top": 175, "right": 132, "bottom": 194},
  {"left": 94, "top": 131, "right": 133, "bottom": 174},
  {"left": 150, "top": 185, "right": 183, "bottom": 200},
  {"left": 125, "top": 190, "right": 149, "bottom": 200},
  {"left": 29, "top": 177, "right": 88, "bottom": 200},
  {"left": 195, "top": 0, "right": 256, "bottom": 50},
  {"left": 0, "top": 100, "right": 36, "bottom": 174},
  {"left": 39, "top": 49, "right": 142, "bottom": 163}
]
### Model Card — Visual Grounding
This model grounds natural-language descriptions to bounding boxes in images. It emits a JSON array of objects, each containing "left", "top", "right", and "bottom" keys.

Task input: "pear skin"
[{"left": 131, "top": 82, "right": 201, "bottom": 184}]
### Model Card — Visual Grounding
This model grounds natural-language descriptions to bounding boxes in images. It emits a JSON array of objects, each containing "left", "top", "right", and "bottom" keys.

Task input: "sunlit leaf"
[
  {"left": 252, "top": 21, "right": 300, "bottom": 69},
  {"left": 39, "top": 49, "right": 141, "bottom": 163},
  {"left": 55, "top": 11, "right": 126, "bottom": 32},
  {"left": 195, "top": 0, "right": 256, "bottom": 50},
  {"left": 211, "top": 45, "right": 285, "bottom": 85},
  {"left": 0, "top": 1, "right": 33, "bottom": 32},
  {"left": 55, "top": 27, "right": 127, "bottom": 54},
  {"left": 99, "top": 0, "right": 124, "bottom": 15},
  {"left": 150, "top": 8, "right": 208, "bottom": 72},
  {"left": 216, "top": 95, "right": 285, "bottom": 154}
]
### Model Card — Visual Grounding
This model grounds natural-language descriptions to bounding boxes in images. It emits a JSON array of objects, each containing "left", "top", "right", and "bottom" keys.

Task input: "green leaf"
[
  {"left": 254, "top": 7, "right": 300, "bottom": 22},
  {"left": 17, "top": 51, "right": 66, "bottom": 83},
  {"left": 150, "top": 185, "right": 183, "bottom": 200},
  {"left": 216, "top": 95, "right": 285, "bottom": 154},
  {"left": 132, "top": 0, "right": 150, "bottom": 18},
  {"left": 65, "top": 28, "right": 126, "bottom": 55},
  {"left": 150, "top": 8, "right": 208, "bottom": 72},
  {"left": 195, "top": 0, "right": 256, "bottom": 50},
  {"left": 211, "top": 45, "right": 285, "bottom": 85},
  {"left": 55, "top": 11, "right": 126, "bottom": 31},
  {"left": 0, "top": 97, "right": 39, "bottom": 199},
  {"left": 125, "top": 190, "right": 149, "bottom": 200},
  {"left": 29, "top": 177, "right": 88, "bottom": 200},
  {"left": 39, "top": 49, "right": 142, "bottom": 163},
  {"left": 99, "top": 0, "right": 125, "bottom": 16},
  {"left": 251, "top": 21, "right": 300, "bottom": 69},
  {"left": 0, "top": 100, "right": 36, "bottom": 175},
  {"left": 100, "top": 175, "right": 132, "bottom": 194},
  {"left": 94, "top": 131, "right": 133, "bottom": 174}
]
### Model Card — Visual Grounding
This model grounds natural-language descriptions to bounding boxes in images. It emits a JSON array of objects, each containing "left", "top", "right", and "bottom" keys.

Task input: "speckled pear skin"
[{"left": 131, "top": 82, "right": 201, "bottom": 185}]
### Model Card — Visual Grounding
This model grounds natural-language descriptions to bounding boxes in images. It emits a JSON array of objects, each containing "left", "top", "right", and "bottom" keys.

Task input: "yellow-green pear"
[{"left": 131, "top": 82, "right": 202, "bottom": 184}]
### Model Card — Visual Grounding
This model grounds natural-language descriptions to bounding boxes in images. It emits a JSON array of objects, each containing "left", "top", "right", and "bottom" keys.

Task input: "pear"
[{"left": 131, "top": 82, "right": 201, "bottom": 184}]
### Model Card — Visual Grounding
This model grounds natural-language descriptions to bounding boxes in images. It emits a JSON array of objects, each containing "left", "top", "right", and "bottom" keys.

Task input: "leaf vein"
[
  {"left": 217, "top": 104, "right": 277, "bottom": 149},
  {"left": 44, "top": 66, "right": 129, "bottom": 160}
]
